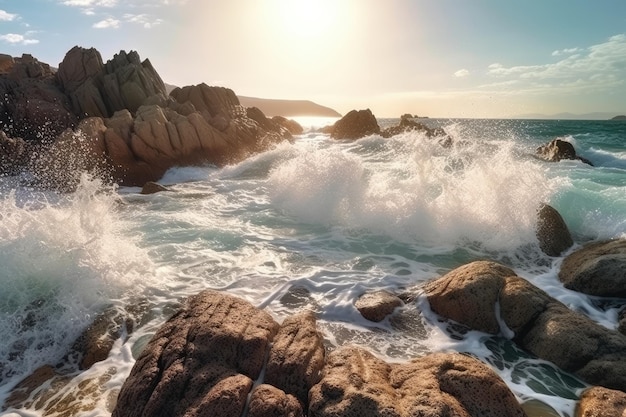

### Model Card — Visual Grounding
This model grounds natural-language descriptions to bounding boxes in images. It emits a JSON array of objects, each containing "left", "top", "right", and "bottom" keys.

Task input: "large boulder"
[
  {"left": 424, "top": 261, "right": 626, "bottom": 391},
  {"left": 355, "top": 290, "right": 404, "bottom": 322},
  {"left": 331, "top": 109, "right": 380, "bottom": 140},
  {"left": 536, "top": 203, "right": 573, "bottom": 256},
  {"left": 536, "top": 139, "right": 593, "bottom": 166},
  {"left": 381, "top": 115, "right": 448, "bottom": 139},
  {"left": 112, "top": 290, "right": 280, "bottom": 417},
  {"left": 309, "top": 346, "right": 527, "bottom": 417},
  {"left": 0, "top": 131, "right": 31, "bottom": 175},
  {"left": 558, "top": 239, "right": 626, "bottom": 297}
]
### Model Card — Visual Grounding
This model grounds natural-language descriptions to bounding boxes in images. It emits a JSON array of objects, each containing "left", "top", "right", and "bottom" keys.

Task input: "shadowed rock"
[
  {"left": 536, "top": 203, "right": 573, "bottom": 256},
  {"left": 309, "top": 346, "right": 527, "bottom": 417},
  {"left": 576, "top": 386, "right": 626, "bottom": 417},
  {"left": 265, "top": 311, "right": 325, "bottom": 408},
  {"left": 559, "top": 239, "right": 626, "bottom": 297},
  {"left": 355, "top": 290, "right": 404, "bottom": 322},
  {"left": 112, "top": 290, "right": 280, "bottom": 417},
  {"left": 0, "top": 131, "right": 31, "bottom": 175},
  {"left": 248, "top": 384, "right": 304, "bottom": 417},
  {"left": 272, "top": 115, "right": 304, "bottom": 135},
  {"left": 424, "top": 261, "right": 626, "bottom": 391},
  {"left": 140, "top": 181, "right": 170, "bottom": 194},
  {"left": 331, "top": 109, "right": 380, "bottom": 140},
  {"left": 536, "top": 139, "right": 593, "bottom": 166}
]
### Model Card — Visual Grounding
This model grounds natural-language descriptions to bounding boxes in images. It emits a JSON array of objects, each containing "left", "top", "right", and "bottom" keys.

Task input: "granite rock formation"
[
  {"left": 536, "top": 203, "right": 574, "bottom": 256},
  {"left": 424, "top": 261, "right": 626, "bottom": 391},
  {"left": 331, "top": 109, "right": 380, "bottom": 140},
  {"left": 536, "top": 138, "right": 593, "bottom": 166}
]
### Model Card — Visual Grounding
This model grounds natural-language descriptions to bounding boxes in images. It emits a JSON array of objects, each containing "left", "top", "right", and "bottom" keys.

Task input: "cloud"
[
  {"left": 0, "top": 33, "right": 39, "bottom": 45},
  {"left": 61, "top": 0, "right": 117, "bottom": 6},
  {"left": 454, "top": 69, "right": 470, "bottom": 78},
  {"left": 552, "top": 47, "right": 581, "bottom": 57},
  {"left": 124, "top": 13, "right": 163, "bottom": 28},
  {"left": 93, "top": 18, "right": 120, "bottom": 29},
  {"left": 0, "top": 9, "right": 18, "bottom": 21}
]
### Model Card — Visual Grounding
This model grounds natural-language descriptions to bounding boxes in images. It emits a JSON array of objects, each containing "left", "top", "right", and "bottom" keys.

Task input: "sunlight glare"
[{"left": 275, "top": 0, "right": 341, "bottom": 39}]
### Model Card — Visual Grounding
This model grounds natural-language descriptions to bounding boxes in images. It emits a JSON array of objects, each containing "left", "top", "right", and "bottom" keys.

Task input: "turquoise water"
[{"left": 0, "top": 118, "right": 624, "bottom": 416}]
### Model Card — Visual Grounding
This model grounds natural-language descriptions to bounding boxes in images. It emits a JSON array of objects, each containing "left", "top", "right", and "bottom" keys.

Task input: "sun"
[{"left": 274, "top": 0, "right": 342, "bottom": 39}]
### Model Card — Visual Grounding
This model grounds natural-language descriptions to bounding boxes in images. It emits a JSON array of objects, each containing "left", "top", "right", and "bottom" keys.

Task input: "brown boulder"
[
  {"left": 536, "top": 139, "right": 593, "bottom": 166},
  {"left": 331, "top": 109, "right": 380, "bottom": 140},
  {"left": 536, "top": 203, "right": 573, "bottom": 256},
  {"left": 0, "top": 131, "right": 31, "bottom": 175},
  {"left": 381, "top": 116, "right": 448, "bottom": 139},
  {"left": 309, "top": 346, "right": 527, "bottom": 417},
  {"left": 140, "top": 181, "right": 171, "bottom": 194},
  {"left": 576, "top": 386, "right": 626, "bottom": 417},
  {"left": 424, "top": 261, "right": 626, "bottom": 391},
  {"left": 112, "top": 290, "right": 280, "bottom": 417},
  {"left": 265, "top": 311, "right": 325, "bottom": 408},
  {"left": 248, "top": 384, "right": 304, "bottom": 417},
  {"left": 355, "top": 290, "right": 404, "bottom": 322},
  {"left": 272, "top": 115, "right": 304, "bottom": 135},
  {"left": 558, "top": 239, "right": 626, "bottom": 297}
]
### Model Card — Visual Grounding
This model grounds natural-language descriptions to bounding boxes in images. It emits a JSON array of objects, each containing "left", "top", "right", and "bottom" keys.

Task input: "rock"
[
  {"left": 272, "top": 115, "right": 304, "bottom": 135},
  {"left": 331, "top": 109, "right": 380, "bottom": 140},
  {"left": 248, "top": 384, "right": 304, "bottom": 417},
  {"left": 140, "top": 182, "right": 170, "bottom": 194},
  {"left": 424, "top": 261, "right": 626, "bottom": 391},
  {"left": 265, "top": 311, "right": 325, "bottom": 408},
  {"left": 355, "top": 290, "right": 403, "bottom": 322},
  {"left": 619, "top": 307, "right": 626, "bottom": 336},
  {"left": 536, "top": 139, "right": 593, "bottom": 166},
  {"left": 112, "top": 290, "right": 280, "bottom": 417},
  {"left": 558, "top": 239, "right": 626, "bottom": 297},
  {"left": 576, "top": 386, "right": 626, "bottom": 417},
  {"left": 57, "top": 47, "right": 167, "bottom": 118},
  {"left": 3, "top": 365, "right": 56, "bottom": 409},
  {"left": 309, "top": 346, "right": 527, "bottom": 417},
  {"left": 0, "top": 54, "right": 76, "bottom": 142},
  {"left": 0, "top": 131, "right": 31, "bottom": 175},
  {"left": 536, "top": 203, "right": 573, "bottom": 256},
  {"left": 381, "top": 116, "right": 448, "bottom": 139}
]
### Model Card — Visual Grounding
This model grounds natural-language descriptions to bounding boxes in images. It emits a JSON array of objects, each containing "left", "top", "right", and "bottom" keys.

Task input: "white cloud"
[
  {"left": 454, "top": 69, "right": 469, "bottom": 78},
  {"left": 93, "top": 18, "right": 120, "bottom": 29},
  {"left": 552, "top": 47, "right": 581, "bottom": 57},
  {"left": 82, "top": 8, "right": 96, "bottom": 15},
  {"left": 61, "top": 0, "right": 117, "bottom": 6},
  {"left": 124, "top": 13, "right": 163, "bottom": 28},
  {"left": 0, "top": 9, "right": 18, "bottom": 21},
  {"left": 0, "top": 33, "right": 39, "bottom": 45}
]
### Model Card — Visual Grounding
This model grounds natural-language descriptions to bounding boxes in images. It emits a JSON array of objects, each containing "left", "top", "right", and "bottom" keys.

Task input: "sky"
[{"left": 1, "top": 0, "right": 625, "bottom": 118}]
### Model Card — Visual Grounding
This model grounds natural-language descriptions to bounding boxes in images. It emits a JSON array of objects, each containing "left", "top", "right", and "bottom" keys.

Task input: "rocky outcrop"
[
  {"left": 0, "top": 54, "right": 76, "bottom": 142},
  {"left": 272, "top": 115, "right": 304, "bottom": 135},
  {"left": 381, "top": 115, "right": 447, "bottom": 139},
  {"left": 331, "top": 109, "right": 380, "bottom": 140},
  {"left": 355, "top": 290, "right": 403, "bottom": 322},
  {"left": 558, "top": 239, "right": 626, "bottom": 297},
  {"left": 536, "top": 203, "right": 573, "bottom": 256},
  {"left": 0, "top": 131, "right": 31, "bottom": 175},
  {"left": 112, "top": 291, "right": 327, "bottom": 417},
  {"left": 536, "top": 139, "right": 593, "bottom": 166},
  {"left": 140, "top": 181, "right": 170, "bottom": 194},
  {"left": 424, "top": 261, "right": 626, "bottom": 391},
  {"left": 1, "top": 48, "right": 293, "bottom": 187},
  {"left": 576, "top": 386, "right": 626, "bottom": 417},
  {"left": 309, "top": 347, "right": 527, "bottom": 417},
  {"left": 57, "top": 47, "right": 167, "bottom": 118}
]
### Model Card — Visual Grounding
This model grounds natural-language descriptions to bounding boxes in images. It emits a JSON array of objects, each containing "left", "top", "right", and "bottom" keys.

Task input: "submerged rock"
[
  {"left": 355, "top": 290, "right": 404, "bottom": 322},
  {"left": 558, "top": 239, "right": 626, "bottom": 297},
  {"left": 424, "top": 261, "right": 626, "bottom": 391},
  {"left": 331, "top": 109, "right": 380, "bottom": 140},
  {"left": 536, "top": 203, "right": 573, "bottom": 256},
  {"left": 140, "top": 181, "right": 170, "bottom": 194}
]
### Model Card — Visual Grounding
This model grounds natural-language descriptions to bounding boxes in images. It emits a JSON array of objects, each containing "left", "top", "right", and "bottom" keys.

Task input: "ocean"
[{"left": 0, "top": 117, "right": 624, "bottom": 416}]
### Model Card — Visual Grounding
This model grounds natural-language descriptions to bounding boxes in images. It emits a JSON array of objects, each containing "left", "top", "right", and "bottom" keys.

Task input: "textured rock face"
[
  {"left": 112, "top": 290, "right": 280, "bottom": 417},
  {"left": 536, "top": 138, "right": 593, "bottom": 166},
  {"left": 57, "top": 47, "right": 167, "bottom": 118},
  {"left": 331, "top": 109, "right": 380, "bottom": 140},
  {"left": 0, "top": 131, "right": 31, "bottom": 175},
  {"left": 576, "top": 386, "right": 626, "bottom": 417},
  {"left": 355, "top": 290, "right": 404, "bottom": 322},
  {"left": 536, "top": 203, "right": 573, "bottom": 256},
  {"left": 309, "top": 347, "right": 527, "bottom": 417},
  {"left": 559, "top": 239, "right": 626, "bottom": 297},
  {"left": 424, "top": 261, "right": 626, "bottom": 391}
]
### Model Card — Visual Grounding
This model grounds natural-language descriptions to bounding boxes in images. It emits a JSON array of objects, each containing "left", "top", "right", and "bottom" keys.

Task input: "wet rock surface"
[
  {"left": 536, "top": 203, "right": 574, "bottom": 256},
  {"left": 576, "top": 386, "right": 626, "bottom": 417}
]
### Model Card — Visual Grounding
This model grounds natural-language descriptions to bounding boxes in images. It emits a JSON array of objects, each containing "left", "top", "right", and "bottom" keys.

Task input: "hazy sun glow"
[{"left": 276, "top": 0, "right": 339, "bottom": 38}]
